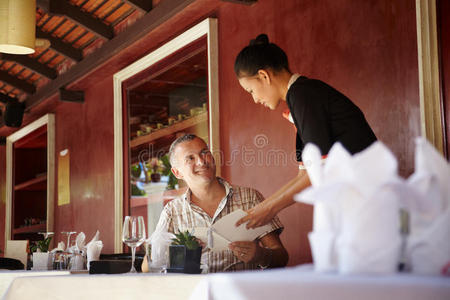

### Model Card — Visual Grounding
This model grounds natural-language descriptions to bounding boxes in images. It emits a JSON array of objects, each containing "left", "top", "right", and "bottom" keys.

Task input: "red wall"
[
  {"left": 217, "top": 0, "right": 419, "bottom": 264},
  {"left": 52, "top": 76, "right": 115, "bottom": 251},
  {"left": 439, "top": 0, "right": 450, "bottom": 157},
  {"left": 0, "top": 0, "right": 423, "bottom": 265}
]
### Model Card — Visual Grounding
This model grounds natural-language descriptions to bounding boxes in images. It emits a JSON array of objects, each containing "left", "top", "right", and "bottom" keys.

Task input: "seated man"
[{"left": 155, "top": 134, "right": 288, "bottom": 272}]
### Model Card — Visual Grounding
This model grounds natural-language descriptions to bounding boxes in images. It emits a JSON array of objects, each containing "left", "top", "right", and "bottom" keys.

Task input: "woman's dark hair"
[{"left": 234, "top": 34, "right": 290, "bottom": 78}]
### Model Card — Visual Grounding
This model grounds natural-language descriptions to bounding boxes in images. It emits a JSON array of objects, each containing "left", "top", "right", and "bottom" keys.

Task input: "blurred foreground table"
[
  {"left": 3, "top": 272, "right": 203, "bottom": 300},
  {"left": 3, "top": 265, "right": 449, "bottom": 300},
  {"left": 0, "top": 270, "right": 70, "bottom": 298},
  {"left": 190, "top": 265, "right": 450, "bottom": 300}
]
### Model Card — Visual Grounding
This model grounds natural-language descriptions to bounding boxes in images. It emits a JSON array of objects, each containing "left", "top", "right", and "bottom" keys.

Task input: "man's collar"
[{"left": 182, "top": 177, "right": 233, "bottom": 203}]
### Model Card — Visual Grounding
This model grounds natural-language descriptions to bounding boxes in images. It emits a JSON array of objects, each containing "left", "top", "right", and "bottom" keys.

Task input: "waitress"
[{"left": 235, "top": 34, "right": 377, "bottom": 229}]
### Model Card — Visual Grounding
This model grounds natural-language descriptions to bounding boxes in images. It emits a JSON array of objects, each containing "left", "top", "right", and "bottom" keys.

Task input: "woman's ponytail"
[{"left": 235, "top": 34, "right": 290, "bottom": 78}]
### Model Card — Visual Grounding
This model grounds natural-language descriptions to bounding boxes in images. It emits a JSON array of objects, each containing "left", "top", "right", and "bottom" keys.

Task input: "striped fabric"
[{"left": 155, "top": 178, "right": 283, "bottom": 273}]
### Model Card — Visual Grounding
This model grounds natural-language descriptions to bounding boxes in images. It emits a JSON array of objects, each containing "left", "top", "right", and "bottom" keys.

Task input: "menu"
[{"left": 193, "top": 210, "right": 273, "bottom": 251}]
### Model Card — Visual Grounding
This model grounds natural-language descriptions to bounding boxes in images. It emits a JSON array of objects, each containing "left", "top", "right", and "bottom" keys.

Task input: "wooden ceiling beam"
[
  {"left": 26, "top": 0, "right": 195, "bottom": 110},
  {"left": 220, "top": 0, "right": 257, "bottom": 5},
  {"left": 1, "top": 54, "right": 58, "bottom": 79},
  {"left": 0, "top": 70, "right": 36, "bottom": 94},
  {"left": 38, "top": 0, "right": 114, "bottom": 39},
  {"left": 59, "top": 88, "right": 84, "bottom": 103},
  {"left": 0, "top": 92, "right": 17, "bottom": 104},
  {"left": 36, "top": 27, "right": 84, "bottom": 61},
  {"left": 124, "top": 0, "right": 153, "bottom": 13}
]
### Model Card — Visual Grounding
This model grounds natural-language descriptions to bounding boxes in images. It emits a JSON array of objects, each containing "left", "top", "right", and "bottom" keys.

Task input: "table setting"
[{"left": 1, "top": 138, "right": 449, "bottom": 300}]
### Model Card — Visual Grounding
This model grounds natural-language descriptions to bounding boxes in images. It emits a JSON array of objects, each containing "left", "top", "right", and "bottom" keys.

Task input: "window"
[{"left": 113, "top": 18, "right": 219, "bottom": 252}]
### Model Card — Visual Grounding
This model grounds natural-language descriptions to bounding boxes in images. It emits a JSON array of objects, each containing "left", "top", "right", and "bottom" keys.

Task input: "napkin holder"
[{"left": 88, "top": 254, "right": 143, "bottom": 274}]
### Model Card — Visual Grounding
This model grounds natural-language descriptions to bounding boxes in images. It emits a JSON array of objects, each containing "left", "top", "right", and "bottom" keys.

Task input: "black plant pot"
[{"left": 168, "top": 245, "right": 202, "bottom": 274}]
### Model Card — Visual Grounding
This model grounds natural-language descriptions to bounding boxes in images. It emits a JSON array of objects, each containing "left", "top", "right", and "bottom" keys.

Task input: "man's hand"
[
  {"left": 235, "top": 199, "right": 276, "bottom": 229},
  {"left": 195, "top": 238, "right": 206, "bottom": 249},
  {"left": 228, "top": 241, "right": 263, "bottom": 264}
]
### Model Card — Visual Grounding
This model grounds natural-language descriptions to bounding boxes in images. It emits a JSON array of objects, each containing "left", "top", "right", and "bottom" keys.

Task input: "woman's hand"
[
  {"left": 236, "top": 171, "right": 311, "bottom": 229},
  {"left": 235, "top": 199, "right": 276, "bottom": 229},
  {"left": 228, "top": 241, "right": 263, "bottom": 264}
]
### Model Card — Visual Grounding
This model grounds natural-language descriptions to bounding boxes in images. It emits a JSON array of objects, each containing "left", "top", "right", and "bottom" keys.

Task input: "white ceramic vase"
[{"left": 33, "top": 252, "right": 52, "bottom": 270}]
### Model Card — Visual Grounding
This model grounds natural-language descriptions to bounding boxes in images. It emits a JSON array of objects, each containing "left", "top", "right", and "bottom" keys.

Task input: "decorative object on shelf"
[
  {"left": 168, "top": 230, "right": 202, "bottom": 274},
  {"left": 168, "top": 117, "right": 176, "bottom": 125},
  {"left": 130, "top": 111, "right": 208, "bottom": 146},
  {"left": 131, "top": 154, "right": 178, "bottom": 196},
  {"left": 148, "top": 158, "right": 162, "bottom": 183},
  {"left": 190, "top": 106, "right": 204, "bottom": 117}
]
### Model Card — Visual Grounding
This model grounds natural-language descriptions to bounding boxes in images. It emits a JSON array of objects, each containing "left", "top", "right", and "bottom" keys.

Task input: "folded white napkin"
[
  {"left": 87, "top": 230, "right": 100, "bottom": 245},
  {"left": 296, "top": 141, "right": 402, "bottom": 274},
  {"left": 85, "top": 231, "right": 102, "bottom": 270},
  {"left": 87, "top": 241, "right": 103, "bottom": 270},
  {"left": 405, "top": 137, "right": 450, "bottom": 275},
  {"left": 51, "top": 241, "right": 66, "bottom": 253}
]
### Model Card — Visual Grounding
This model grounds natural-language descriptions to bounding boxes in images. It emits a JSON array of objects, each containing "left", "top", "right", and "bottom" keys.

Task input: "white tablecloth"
[
  {"left": 3, "top": 266, "right": 449, "bottom": 300},
  {"left": 3, "top": 272, "right": 204, "bottom": 300},
  {"left": 190, "top": 265, "right": 450, "bottom": 300},
  {"left": 0, "top": 270, "right": 70, "bottom": 298}
]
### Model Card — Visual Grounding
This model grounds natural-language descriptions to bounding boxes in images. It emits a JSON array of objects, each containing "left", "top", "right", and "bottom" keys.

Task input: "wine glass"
[
  {"left": 61, "top": 231, "right": 76, "bottom": 270},
  {"left": 61, "top": 231, "right": 77, "bottom": 251},
  {"left": 122, "top": 216, "right": 146, "bottom": 273}
]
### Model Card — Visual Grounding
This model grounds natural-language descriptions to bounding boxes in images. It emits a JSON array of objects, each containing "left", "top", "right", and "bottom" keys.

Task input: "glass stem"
[{"left": 131, "top": 246, "right": 137, "bottom": 272}]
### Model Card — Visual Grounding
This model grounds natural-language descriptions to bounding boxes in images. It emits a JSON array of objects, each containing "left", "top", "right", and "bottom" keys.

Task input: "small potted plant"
[
  {"left": 169, "top": 230, "right": 202, "bottom": 274},
  {"left": 30, "top": 236, "right": 53, "bottom": 270}
]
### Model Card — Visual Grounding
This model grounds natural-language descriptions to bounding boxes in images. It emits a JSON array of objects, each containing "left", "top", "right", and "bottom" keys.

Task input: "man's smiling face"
[{"left": 170, "top": 137, "right": 216, "bottom": 185}]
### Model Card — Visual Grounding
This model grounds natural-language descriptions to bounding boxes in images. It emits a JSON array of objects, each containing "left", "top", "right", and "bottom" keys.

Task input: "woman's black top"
[{"left": 286, "top": 76, "right": 377, "bottom": 162}]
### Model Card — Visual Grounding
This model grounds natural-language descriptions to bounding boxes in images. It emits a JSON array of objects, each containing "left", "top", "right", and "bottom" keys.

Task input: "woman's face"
[{"left": 238, "top": 70, "right": 280, "bottom": 110}]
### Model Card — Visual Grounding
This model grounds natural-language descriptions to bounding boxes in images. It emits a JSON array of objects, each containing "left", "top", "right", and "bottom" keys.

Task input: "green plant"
[
  {"left": 30, "top": 237, "right": 52, "bottom": 253},
  {"left": 160, "top": 154, "right": 178, "bottom": 190},
  {"left": 131, "top": 183, "right": 146, "bottom": 196},
  {"left": 131, "top": 164, "right": 141, "bottom": 178},
  {"left": 171, "top": 230, "right": 200, "bottom": 250}
]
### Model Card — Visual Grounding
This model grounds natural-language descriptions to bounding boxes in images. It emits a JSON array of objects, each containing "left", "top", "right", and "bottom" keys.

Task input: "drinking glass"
[
  {"left": 61, "top": 231, "right": 77, "bottom": 251},
  {"left": 122, "top": 216, "right": 146, "bottom": 273},
  {"left": 60, "top": 231, "right": 76, "bottom": 270}
]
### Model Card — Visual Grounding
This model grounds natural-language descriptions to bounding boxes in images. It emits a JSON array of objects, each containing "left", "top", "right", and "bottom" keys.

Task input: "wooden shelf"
[
  {"left": 130, "top": 111, "right": 207, "bottom": 148},
  {"left": 14, "top": 174, "right": 47, "bottom": 191},
  {"left": 13, "top": 223, "right": 46, "bottom": 235}
]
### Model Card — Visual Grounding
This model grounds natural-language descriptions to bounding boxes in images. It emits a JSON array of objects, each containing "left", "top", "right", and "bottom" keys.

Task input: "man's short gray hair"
[{"left": 168, "top": 134, "right": 199, "bottom": 166}]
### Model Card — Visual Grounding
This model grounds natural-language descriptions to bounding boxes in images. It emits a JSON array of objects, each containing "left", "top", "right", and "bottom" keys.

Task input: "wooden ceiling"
[
  {"left": 0, "top": 0, "right": 257, "bottom": 129},
  {"left": 0, "top": 0, "right": 154, "bottom": 124}
]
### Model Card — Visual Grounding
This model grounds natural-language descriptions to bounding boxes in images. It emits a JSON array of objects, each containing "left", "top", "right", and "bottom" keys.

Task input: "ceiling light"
[{"left": 0, "top": 0, "right": 36, "bottom": 55}]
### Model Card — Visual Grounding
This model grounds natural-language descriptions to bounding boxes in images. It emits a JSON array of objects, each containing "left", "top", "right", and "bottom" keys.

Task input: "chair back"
[{"left": 5, "top": 240, "right": 29, "bottom": 269}]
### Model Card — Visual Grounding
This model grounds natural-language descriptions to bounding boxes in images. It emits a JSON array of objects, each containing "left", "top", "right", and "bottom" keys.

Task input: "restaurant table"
[
  {"left": 2, "top": 271, "right": 204, "bottom": 300},
  {"left": 189, "top": 265, "right": 450, "bottom": 300},
  {"left": 3, "top": 265, "right": 449, "bottom": 300},
  {"left": 0, "top": 270, "right": 70, "bottom": 298}
]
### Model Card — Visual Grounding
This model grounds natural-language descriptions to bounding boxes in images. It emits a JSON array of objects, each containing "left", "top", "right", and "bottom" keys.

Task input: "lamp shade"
[{"left": 0, "top": 0, "right": 36, "bottom": 55}]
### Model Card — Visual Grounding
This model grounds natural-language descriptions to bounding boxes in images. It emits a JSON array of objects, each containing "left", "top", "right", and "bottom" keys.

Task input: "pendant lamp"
[{"left": 0, "top": 0, "right": 36, "bottom": 55}]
